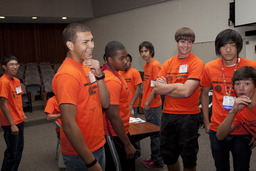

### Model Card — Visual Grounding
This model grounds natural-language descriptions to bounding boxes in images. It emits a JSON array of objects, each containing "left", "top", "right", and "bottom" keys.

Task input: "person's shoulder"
[
  {"left": 240, "top": 57, "right": 256, "bottom": 66},
  {"left": 130, "top": 67, "right": 140, "bottom": 73},
  {"left": 205, "top": 58, "right": 220, "bottom": 68},
  {"left": 104, "top": 70, "right": 120, "bottom": 82}
]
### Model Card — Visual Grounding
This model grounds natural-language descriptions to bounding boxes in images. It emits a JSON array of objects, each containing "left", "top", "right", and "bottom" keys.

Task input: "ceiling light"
[
  {"left": 0, "top": 16, "right": 5, "bottom": 19},
  {"left": 32, "top": 17, "right": 37, "bottom": 20},
  {"left": 62, "top": 17, "right": 67, "bottom": 20}
]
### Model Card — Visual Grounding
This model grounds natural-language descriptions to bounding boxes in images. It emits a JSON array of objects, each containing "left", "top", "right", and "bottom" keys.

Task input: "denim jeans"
[
  {"left": 62, "top": 146, "right": 105, "bottom": 171},
  {"left": 144, "top": 105, "right": 163, "bottom": 167},
  {"left": 209, "top": 130, "right": 252, "bottom": 171},
  {"left": 1, "top": 122, "right": 24, "bottom": 171}
]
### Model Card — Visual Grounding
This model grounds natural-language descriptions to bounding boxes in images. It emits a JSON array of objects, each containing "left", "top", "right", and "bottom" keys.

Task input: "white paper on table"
[{"left": 129, "top": 117, "right": 145, "bottom": 124}]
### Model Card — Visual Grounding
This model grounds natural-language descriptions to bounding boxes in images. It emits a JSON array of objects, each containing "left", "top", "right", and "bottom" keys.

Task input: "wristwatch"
[{"left": 95, "top": 72, "right": 105, "bottom": 80}]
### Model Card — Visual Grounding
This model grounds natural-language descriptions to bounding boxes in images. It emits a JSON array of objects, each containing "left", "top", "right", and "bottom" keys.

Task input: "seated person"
[
  {"left": 216, "top": 66, "right": 256, "bottom": 149},
  {"left": 44, "top": 95, "right": 61, "bottom": 136}
]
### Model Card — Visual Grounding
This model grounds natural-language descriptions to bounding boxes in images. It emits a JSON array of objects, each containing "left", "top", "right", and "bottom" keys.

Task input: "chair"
[{"left": 21, "top": 83, "right": 32, "bottom": 112}]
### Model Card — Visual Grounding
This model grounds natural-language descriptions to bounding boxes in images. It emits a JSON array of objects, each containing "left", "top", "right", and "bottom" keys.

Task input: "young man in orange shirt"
[
  {"left": 102, "top": 41, "right": 136, "bottom": 171},
  {"left": 201, "top": 29, "right": 256, "bottom": 171},
  {"left": 154, "top": 27, "right": 204, "bottom": 171},
  {"left": 119, "top": 53, "right": 142, "bottom": 159},
  {"left": 216, "top": 66, "right": 256, "bottom": 143},
  {"left": 139, "top": 41, "right": 163, "bottom": 169},
  {"left": 119, "top": 54, "right": 142, "bottom": 116},
  {"left": 44, "top": 95, "right": 61, "bottom": 135},
  {"left": 52, "top": 23, "right": 110, "bottom": 171},
  {"left": 0, "top": 55, "right": 27, "bottom": 171}
]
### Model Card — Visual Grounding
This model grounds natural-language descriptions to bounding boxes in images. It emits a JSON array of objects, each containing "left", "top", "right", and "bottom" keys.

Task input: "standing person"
[
  {"left": 154, "top": 27, "right": 204, "bottom": 171},
  {"left": 216, "top": 66, "right": 256, "bottom": 143},
  {"left": 0, "top": 55, "right": 27, "bottom": 171},
  {"left": 139, "top": 41, "right": 164, "bottom": 169},
  {"left": 201, "top": 29, "right": 256, "bottom": 171},
  {"left": 102, "top": 41, "right": 136, "bottom": 171},
  {"left": 52, "top": 23, "right": 110, "bottom": 171},
  {"left": 119, "top": 54, "right": 142, "bottom": 117},
  {"left": 119, "top": 53, "right": 142, "bottom": 159}
]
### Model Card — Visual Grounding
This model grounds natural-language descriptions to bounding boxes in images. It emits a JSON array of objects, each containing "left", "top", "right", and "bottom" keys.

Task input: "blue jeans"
[
  {"left": 1, "top": 122, "right": 24, "bottom": 171},
  {"left": 62, "top": 146, "right": 105, "bottom": 171},
  {"left": 209, "top": 130, "right": 252, "bottom": 171},
  {"left": 144, "top": 106, "right": 163, "bottom": 167}
]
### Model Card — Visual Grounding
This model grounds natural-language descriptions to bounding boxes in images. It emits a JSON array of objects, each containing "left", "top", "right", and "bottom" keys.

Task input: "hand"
[
  {"left": 124, "top": 143, "right": 136, "bottom": 159},
  {"left": 204, "top": 122, "right": 210, "bottom": 134},
  {"left": 129, "top": 104, "right": 133, "bottom": 116},
  {"left": 249, "top": 137, "right": 256, "bottom": 150},
  {"left": 84, "top": 59, "right": 101, "bottom": 76},
  {"left": 24, "top": 114, "right": 27, "bottom": 122},
  {"left": 156, "top": 76, "right": 167, "bottom": 84},
  {"left": 144, "top": 103, "right": 150, "bottom": 110},
  {"left": 11, "top": 124, "right": 19, "bottom": 135},
  {"left": 232, "top": 95, "right": 251, "bottom": 113},
  {"left": 88, "top": 162, "right": 102, "bottom": 171}
]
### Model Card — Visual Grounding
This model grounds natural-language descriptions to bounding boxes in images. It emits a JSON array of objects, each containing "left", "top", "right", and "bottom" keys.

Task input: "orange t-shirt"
[
  {"left": 158, "top": 53, "right": 204, "bottom": 114},
  {"left": 52, "top": 58, "right": 105, "bottom": 155},
  {"left": 141, "top": 59, "right": 162, "bottom": 108},
  {"left": 103, "top": 69, "right": 130, "bottom": 136},
  {"left": 0, "top": 74, "right": 24, "bottom": 126},
  {"left": 119, "top": 67, "right": 142, "bottom": 108},
  {"left": 201, "top": 57, "right": 256, "bottom": 134},
  {"left": 44, "top": 96, "right": 61, "bottom": 133},
  {"left": 233, "top": 105, "right": 256, "bottom": 138}
]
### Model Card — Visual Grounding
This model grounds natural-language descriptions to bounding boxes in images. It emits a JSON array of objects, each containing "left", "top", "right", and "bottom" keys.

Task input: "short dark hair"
[
  {"left": 232, "top": 66, "right": 256, "bottom": 87},
  {"left": 139, "top": 41, "right": 155, "bottom": 57},
  {"left": 175, "top": 27, "right": 195, "bottom": 43},
  {"left": 215, "top": 29, "right": 243, "bottom": 56},
  {"left": 1, "top": 55, "right": 18, "bottom": 66},
  {"left": 62, "top": 23, "right": 91, "bottom": 49},
  {"left": 127, "top": 54, "right": 132, "bottom": 62},
  {"left": 104, "top": 41, "right": 126, "bottom": 60}
]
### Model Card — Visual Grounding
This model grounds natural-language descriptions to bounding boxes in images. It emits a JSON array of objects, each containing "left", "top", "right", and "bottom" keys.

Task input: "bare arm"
[
  {"left": 154, "top": 77, "right": 181, "bottom": 95},
  {"left": 60, "top": 103, "right": 102, "bottom": 170},
  {"left": 46, "top": 113, "right": 61, "bottom": 122},
  {"left": 216, "top": 96, "right": 251, "bottom": 140},
  {"left": 105, "top": 105, "right": 136, "bottom": 159},
  {"left": 144, "top": 89, "right": 155, "bottom": 110},
  {"left": 201, "top": 87, "right": 211, "bottom": 133},
  {"left": 0, "top": 97, "right": 19, "bottom": 135},
  {"left": 97, "top": 78, "right": 110, "bottom": 109},
  {"left": 129, "top": 84, "right": 141, "bottom": 112},
  {"left": 166, "top": 79, "right": 200, "bottom": 98},
  {"left": 85, "top": 59, "right": 110, "bottom": 109}
]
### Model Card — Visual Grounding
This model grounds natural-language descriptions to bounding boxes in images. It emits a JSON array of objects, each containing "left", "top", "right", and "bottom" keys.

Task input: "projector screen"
[{"left": 235, "top": 0, "right": 256, "bottom": 26}]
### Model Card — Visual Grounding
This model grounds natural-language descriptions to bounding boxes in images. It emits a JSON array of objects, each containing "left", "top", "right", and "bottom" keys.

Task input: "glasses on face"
[{"left": 7, "top": 63, "right": 20, "bottom": 67}]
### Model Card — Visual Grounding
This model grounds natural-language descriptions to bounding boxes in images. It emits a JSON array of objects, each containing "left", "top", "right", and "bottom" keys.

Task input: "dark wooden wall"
[{"left": 0, "top": 24, "right": 67, "bottom": 64}]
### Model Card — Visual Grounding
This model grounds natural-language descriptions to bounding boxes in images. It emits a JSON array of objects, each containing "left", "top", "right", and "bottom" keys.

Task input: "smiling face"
[
  {"left": 234, "top": 79, "right": 256, "bottom": 99},
  {"left": 3, "top": 60, "right": 19, "bottom": 78},
  {"left": 176, "top": 39, "right": 193, "bottom": 58},
  {"left": 110, "top": 49, "right": 128, "bottom": 71},
  {"left": 220, "top": 42, "right": 238, "bottom": 66},
  {"left": 67, "top": 31, "right": 94, "bottom": 63}
]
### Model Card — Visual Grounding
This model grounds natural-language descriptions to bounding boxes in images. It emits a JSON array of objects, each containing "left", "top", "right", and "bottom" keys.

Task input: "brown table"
[{"left": 129, "top": 121, "right": 160, "bottom": 142}]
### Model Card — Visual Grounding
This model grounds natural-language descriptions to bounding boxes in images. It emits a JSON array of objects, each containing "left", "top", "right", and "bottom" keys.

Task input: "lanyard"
[{"left": 221, "top": 59, "right": 238, "bottom": 96}]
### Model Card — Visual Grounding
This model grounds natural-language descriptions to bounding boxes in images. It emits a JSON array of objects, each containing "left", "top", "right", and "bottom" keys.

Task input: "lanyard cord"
[{"left": 221, "top": 59, "right": 238, "bottom": 96}]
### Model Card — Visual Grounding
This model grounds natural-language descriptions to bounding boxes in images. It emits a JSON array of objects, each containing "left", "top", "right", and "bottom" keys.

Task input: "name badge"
[
  {"left": 223, "top": 96, "right": 236, "bottom": 109},
  {"left": 16, "top": 86, "right": 22, "bottom": 94},
  {"left": 150, "top": 80, "right": 156, "bottom": 87},
  {"left": 88, "top": 72, "right": 96, "bottom": 83},
  {"left": 179, "top": 64, "right": 187, "bottom": 73}
]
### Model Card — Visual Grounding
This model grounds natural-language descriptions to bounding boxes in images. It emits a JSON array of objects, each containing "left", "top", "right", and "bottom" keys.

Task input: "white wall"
[{"left": 83, "top": 0, "right": 256, "bottom": 71}]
